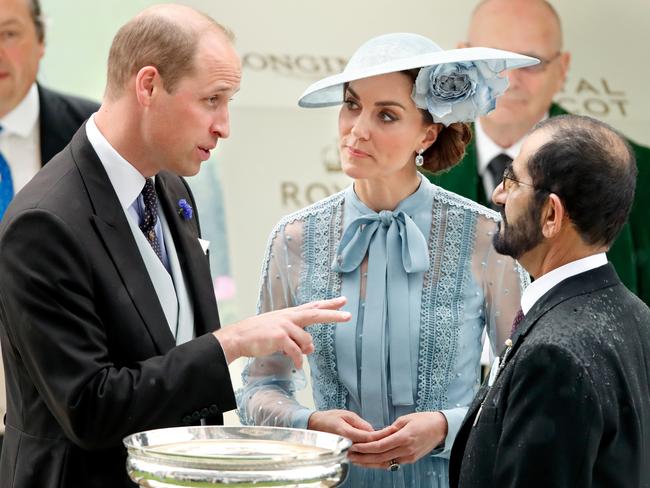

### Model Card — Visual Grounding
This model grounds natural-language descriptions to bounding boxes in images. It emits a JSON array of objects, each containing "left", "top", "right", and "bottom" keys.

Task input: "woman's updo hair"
[{"left": 402, "top": 69, "right": 472, "bottom": 174}]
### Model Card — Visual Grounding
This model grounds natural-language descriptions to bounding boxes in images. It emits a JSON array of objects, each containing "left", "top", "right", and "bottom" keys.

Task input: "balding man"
[
  {"left": 0, "top": 5, "right": 350, "bottom": 487},
  {"left": 427, "top": 0, "right": 650, "bottom": 305},
  {"left": 449, "top": 115, "right": 650, "bottom": 487}
]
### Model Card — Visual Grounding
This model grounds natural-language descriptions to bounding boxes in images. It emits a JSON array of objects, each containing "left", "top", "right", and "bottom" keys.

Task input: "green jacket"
[{"left": 426, "top": 104, "right": 650, "bottom": 306}]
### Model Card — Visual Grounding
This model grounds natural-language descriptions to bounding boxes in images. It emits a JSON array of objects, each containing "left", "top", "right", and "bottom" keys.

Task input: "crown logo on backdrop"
[{"left": 321, "top": 142, "right": 342, "bottom": 172}]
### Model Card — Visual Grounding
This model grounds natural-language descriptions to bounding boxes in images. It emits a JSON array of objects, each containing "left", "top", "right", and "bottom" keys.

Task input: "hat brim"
[{"left": 298, "top": 47, "right": 539, "bottom": 108}]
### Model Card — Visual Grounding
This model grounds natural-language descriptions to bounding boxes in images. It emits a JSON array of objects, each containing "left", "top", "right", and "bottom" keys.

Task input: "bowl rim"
[{"left": 123, "top": 425, "right": 352, "bottom": 469}]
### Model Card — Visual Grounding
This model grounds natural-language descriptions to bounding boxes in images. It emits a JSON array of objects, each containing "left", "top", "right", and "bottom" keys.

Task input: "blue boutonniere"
[{"left": 177, "top": 199, "right": 193, "bottom": 220}]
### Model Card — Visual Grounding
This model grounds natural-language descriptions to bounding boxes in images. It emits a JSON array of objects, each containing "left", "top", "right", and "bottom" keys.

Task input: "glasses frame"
[{"left": 501, "top": 164, "right": 550, "bottom": 194}]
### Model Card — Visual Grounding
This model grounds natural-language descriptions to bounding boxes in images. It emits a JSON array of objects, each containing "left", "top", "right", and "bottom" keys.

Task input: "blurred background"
[{"left": 38, "top": 0, "right": 650, "bottom": 424}]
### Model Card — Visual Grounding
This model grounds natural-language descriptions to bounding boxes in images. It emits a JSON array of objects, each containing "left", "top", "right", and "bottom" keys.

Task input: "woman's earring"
[{"left": 415, "top": 149, "right": 424, "bottom": 167}]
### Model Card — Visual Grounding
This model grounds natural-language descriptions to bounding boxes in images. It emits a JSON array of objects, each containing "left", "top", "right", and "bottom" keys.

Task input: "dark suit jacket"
[
  {"left": 0, "top": 84, "right": 98, "bottom": 454},
  {"left": 0, "top": 126, "right": 237, "bottom": 487},
  {"left": 37, "top": 84, "right": 99, "bottom": 165},
  {"left": 426, "top": 104, "right": 650, "bottom": 306},
  {"left": 449, "top": 264, "right": 650, "bottom": 488}
]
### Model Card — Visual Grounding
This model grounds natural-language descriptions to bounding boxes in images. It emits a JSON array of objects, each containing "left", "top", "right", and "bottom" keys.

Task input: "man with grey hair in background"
[
  {"left": 0, "top": 0, "right": 99, "bottom": 452},
  {"left": 428, "top": 0, "right": 650, "bottom": 306},
  {"left": 0, "top": 5, "right": 350, "bottom": 487}
]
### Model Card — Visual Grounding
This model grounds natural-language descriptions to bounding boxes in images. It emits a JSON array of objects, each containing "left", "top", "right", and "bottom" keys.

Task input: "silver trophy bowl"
[{"left": 123, "top": 425, "right": 351, "bottom": 487}]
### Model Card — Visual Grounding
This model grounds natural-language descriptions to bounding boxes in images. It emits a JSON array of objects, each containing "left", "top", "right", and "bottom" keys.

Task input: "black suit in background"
[
  {"left": 0, "top": 126, "right": 236, "bottom": 487},
  {"left": 449, "top": 264, "right": 650, "bottom": 488},
  {"left": 0, "top": 84, "right": 98, "bottom": 456},
  {"left": 37, "top": 84, "right": 100, "bottom": 165}
]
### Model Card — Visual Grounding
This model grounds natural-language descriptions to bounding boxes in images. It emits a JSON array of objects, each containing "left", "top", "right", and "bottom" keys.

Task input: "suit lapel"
[
  {"left": 155, "top": 174, "right": 221, "bottom": 337},
  {"left": 452, "top": 264, "right": 621, "bottom": 486},
  {"left": 455, "top": 264, "right": 621, "bottom": 445},
  {"left": 450, "top": 378, "right": 490, "bottom": 486},
  {"left": 38, "top": 85, "right": 69, "bottom": 166},
  {"left": 70, "top": 128, "right": 176, "bottom": 352},
  {"left": 506, "top": 264, "right": 620, "bottom": 362}
]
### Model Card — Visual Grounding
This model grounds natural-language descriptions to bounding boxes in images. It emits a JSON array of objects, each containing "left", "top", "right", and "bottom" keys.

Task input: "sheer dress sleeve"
[
  {"left": 472, "top": 215, "right": 529, "bottom": 355},
  {"left": 237, "top": 219, "right": 315, "bottom": 428}
]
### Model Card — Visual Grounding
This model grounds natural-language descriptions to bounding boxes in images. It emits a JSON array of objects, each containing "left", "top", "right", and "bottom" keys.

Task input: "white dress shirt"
[
  {"left": 521, "top": 253, "right": 609, "bottom": 314},
  {"left": 0, "top": 83, "right": 42, "bottom": 193}
]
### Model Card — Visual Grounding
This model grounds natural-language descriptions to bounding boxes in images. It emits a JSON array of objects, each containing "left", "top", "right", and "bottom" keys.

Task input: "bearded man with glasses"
[
  {"left": 426, "top": 0, "right": 650, "bottom": 306},
  {"left": 449, "top": 114, "right": 650, "bottom": 488}
]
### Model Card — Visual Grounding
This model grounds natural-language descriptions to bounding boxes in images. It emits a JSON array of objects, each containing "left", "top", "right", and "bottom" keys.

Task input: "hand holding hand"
[
  {"left": 308, "top": 410, "right": 394, "bottom": 444},
  {"left": 347, "top": 412, "right": 448, "bottom": 469},
  {"left": 214, "top": 297, "right": 351, "bottom": 367}
]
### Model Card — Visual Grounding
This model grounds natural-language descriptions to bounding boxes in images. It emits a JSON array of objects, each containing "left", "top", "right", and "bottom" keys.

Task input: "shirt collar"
[
  {"left": 521, "top": 252, "right": 608, "bottom": 314},
  {"left": 474, "top": 114, "right": 549, "bottom": 174},
  {"left": 0, "top": 83, "right": 39, "bottom": 137},
  {"left": 85, "top": 113, "right": 146, "bottom": 211}
]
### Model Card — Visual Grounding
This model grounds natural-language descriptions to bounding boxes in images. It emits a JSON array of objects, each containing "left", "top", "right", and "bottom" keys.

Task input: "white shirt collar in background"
[
  {"left": 474, "top": 113, "right": 548, "bottom": 198},
  {"left": 0, "top": 83, "right": 39, "bottom": 137},
  {"left": 474, "top": 118, "right": 525, "bottom": 173}
]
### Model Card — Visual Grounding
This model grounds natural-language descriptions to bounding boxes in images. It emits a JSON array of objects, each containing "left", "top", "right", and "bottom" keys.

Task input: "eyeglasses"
[
  {"left": 518, "top": 52, "right": 562, "bottom": 74},
  {"left": 501, "top": 164, "right": 549, "bottom": 193}
]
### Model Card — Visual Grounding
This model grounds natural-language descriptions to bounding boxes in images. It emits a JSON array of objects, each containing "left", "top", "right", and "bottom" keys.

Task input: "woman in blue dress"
[{"left": 238, "top": 33, "right": 537, "bottom": 487}]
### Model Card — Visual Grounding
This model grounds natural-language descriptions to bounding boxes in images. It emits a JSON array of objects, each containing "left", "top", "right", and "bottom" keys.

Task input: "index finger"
[
  {"left": 292, "top": 308, "right": 351, "bottom": 328},
  {"left": 296, "top": 296, "right": 347, "bottom": 311}
]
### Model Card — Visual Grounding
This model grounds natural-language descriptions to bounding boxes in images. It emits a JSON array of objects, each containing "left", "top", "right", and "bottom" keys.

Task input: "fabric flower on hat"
[{"left": 411, "top": 59, "right": 509, "bottom": 126}]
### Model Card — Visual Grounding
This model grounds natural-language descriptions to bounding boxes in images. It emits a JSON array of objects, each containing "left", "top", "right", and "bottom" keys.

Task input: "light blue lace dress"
[{"left": 238, "top": 175, "right": 527, "bottom": 487}]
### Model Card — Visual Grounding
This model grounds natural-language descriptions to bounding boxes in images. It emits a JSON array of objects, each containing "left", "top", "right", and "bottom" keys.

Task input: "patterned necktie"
[
  {"left": 0, "top": 126, "right": 15, "bottom": 220},
  {"left": 139, "top": 178, "right": 164, "bottom": 264},
  {"left": 487, "top": 153, "right": 512, "bottom": 192},
  {"left": 510, "top": 308, "right": 525, "bottom": 336}
]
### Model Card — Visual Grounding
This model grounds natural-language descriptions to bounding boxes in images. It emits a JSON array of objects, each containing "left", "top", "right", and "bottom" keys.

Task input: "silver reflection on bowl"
[{"left": 123, "top": 425, "right": 351, "bottom": 487}]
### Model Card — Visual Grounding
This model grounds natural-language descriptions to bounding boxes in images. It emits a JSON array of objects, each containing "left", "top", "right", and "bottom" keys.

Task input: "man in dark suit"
[
  {"left": 0, "top": 0, "right": 99, "bottom": 213},
  {"left": 0, "top": 0, "right": 99, "bottom": 451},
  {"left": 427, "top": 0, "right": 650, "bottom": 306},
  {"left": 0, "top": 5, "right": 351, "bottom": 487},
  {"left": 36, "top": 85, "right": 99, "bottom": 167},
  {"left": 449, "top": 115, "right": 650, "bottom": 487}
]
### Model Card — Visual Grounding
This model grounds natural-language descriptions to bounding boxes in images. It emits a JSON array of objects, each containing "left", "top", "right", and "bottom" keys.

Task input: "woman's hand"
[
  {"left": 308, "top": 410, "right": 394, "bottom": 444},
  {"left": 347, "top": 411, "right": 448, "bottom": 468}
]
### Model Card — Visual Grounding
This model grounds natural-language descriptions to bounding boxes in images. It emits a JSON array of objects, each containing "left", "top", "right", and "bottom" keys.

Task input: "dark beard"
[{"left": 492, "top": 202, "right": 544, "bottom": 259}]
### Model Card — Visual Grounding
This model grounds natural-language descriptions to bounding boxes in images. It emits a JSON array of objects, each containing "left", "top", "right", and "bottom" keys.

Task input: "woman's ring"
[{"left": 388, "top": 459, "right": 400, "bottom": 472}]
